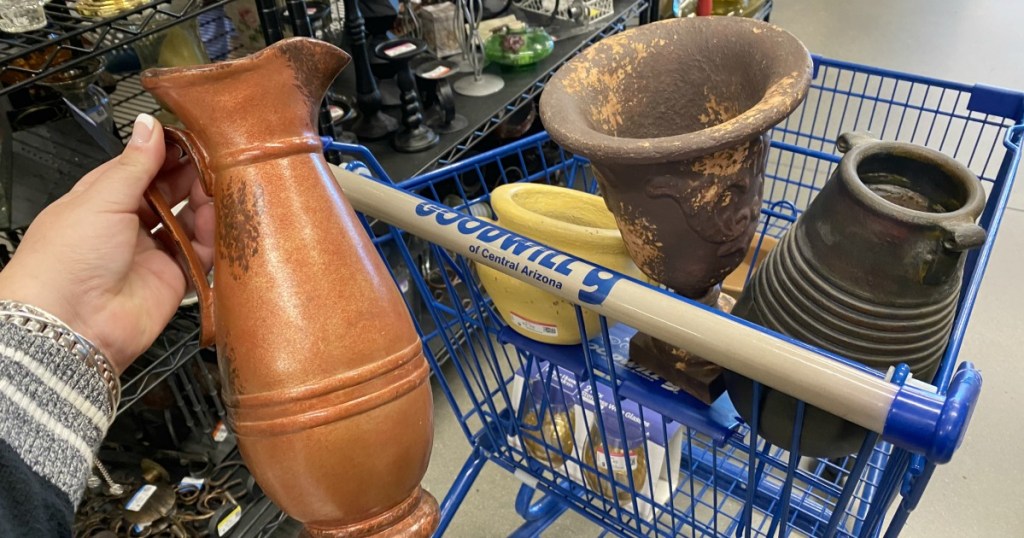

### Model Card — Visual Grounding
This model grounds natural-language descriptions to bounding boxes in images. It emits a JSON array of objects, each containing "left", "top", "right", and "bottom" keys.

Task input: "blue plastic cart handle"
[{"left": 883, "top": 362, "right": 982, "bottom": 464}]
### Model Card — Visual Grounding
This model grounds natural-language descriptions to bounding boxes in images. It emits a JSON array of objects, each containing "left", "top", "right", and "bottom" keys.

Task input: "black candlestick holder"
[
  {"left": 375, "top": 38, "right": 439, "bottom": 153},
  {"left": 343, "top": 0, "right": 398, "bottom": 140},
  {"left": 415, "top": 59, "right": 468, "bottom": 134}
]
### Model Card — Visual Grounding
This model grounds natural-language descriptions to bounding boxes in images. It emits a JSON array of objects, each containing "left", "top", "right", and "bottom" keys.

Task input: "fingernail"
[{"left": 130, "top": 113, "right": 156, "bottom": 145}]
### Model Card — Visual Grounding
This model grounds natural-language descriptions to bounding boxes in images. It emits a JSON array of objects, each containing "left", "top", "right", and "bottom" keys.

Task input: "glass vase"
[
  {"left": 40, "top": 58, "right": 114, "bottom": 134},
  {"left": 582, "top": 412, "right": 647, "bottom": 503},
  {"left": 519, "top": 376, "right": 576, "bottom": 468}
]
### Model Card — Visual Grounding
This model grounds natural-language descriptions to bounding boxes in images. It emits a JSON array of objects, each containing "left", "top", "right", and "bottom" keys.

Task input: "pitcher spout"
[{"left": 140, "top": 38, "right": 350, "bottom": 160}]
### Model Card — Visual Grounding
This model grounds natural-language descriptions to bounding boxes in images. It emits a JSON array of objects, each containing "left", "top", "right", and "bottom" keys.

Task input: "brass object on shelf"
[
  {"left": 0, "top": 43, "right": 72, "bottom": 85},
  {"left": 75, "top": 0, "right": 151, "bottom": 19},
  {"left": 140, "top": 459, "right": 171, "bottom": 484}
]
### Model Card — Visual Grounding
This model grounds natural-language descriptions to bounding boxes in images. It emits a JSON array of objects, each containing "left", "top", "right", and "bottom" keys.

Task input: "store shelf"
[
  {"left": 118, "top": 308, "right": 202, "bottom": 415},
  {"left": 4, "top": 9, "right": 244, "bottom": 230},
  {"left": 339, "top": 0, "right": 650, "bottom": 182},
  {"left": 0, "top": 0, "right": 237, "bottom": 96}
]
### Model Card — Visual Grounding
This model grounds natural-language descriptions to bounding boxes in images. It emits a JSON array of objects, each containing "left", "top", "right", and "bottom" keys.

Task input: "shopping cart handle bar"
[
  {"left": 330, "top": 166, "right": 981, "bottom": 463},
  {"left": 883, "top": 362, "right": 981, "bottom": 463}
]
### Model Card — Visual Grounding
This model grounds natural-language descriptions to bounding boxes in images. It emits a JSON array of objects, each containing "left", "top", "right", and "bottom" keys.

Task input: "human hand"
[{"left": 0, "top": 114, "right": 214, "bottom": 373}]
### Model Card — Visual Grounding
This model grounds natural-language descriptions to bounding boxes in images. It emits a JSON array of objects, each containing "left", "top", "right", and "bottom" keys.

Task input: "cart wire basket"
[{"left": 325, "top": 53, "right": 1024, "bottom": 538}]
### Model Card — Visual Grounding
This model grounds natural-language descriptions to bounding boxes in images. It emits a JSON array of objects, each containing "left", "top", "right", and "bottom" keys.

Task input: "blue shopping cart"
[{"left": 326, "top": 54, "right": 1023, "bottom": 537}]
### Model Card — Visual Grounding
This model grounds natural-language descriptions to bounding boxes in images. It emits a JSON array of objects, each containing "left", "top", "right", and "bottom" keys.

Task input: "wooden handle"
[{"left": 143, "top": 126, "right": 216, "bottom": 347}]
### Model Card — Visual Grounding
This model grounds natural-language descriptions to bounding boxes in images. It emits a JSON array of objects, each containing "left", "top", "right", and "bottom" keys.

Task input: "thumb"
[{"left": 89, "top": 114, "right": 167, "bottom": 212}]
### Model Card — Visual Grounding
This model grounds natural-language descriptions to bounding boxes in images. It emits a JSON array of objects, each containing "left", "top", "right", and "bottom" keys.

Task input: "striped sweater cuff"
[{"left": 0, "top": 320, "right": 114, "bottom": 505}]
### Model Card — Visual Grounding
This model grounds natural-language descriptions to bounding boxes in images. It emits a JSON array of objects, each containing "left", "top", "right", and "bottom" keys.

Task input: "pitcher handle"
[{"left": 143, "top": 126, "right": 216, "bottom": 347}]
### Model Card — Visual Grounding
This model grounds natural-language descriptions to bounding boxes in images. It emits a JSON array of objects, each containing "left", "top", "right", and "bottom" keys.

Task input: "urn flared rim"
[{"left": 540, "top": 17, "right": 813, "bottom": 165}]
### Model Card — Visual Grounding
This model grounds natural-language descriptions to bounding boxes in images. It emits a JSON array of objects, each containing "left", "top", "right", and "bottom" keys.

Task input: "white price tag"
[
  {"left": 217, "top": 505, "right": 243, "bottom": 536},
  {"left": 125, "top": 484, "right": 157, "bottom": 512},
  {"left": 384, "top": 42, "right": 417, "bottom": 57},
  {"left": 212, "top": 421, "right": 229, "bottom": 442},
  {"left": 595, "top": 448, "right": 639, "bottom": 472},
  {"left": 179, "top": 476, "right": 205, "bottom": 491},
  {"left": 421, "top": 65, "right": 452, "bottom": 79},
  {"left": 510, "top": 311, "right": 558, "bottom": 337}
]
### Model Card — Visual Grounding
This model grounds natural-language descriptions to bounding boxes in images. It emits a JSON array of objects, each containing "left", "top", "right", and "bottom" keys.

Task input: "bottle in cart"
[
  {"left": 582, "top": 412, "right": 647, "bottom": 504},
  {"left": 520, "top": 377, "right": 576, "bottom": 468}
]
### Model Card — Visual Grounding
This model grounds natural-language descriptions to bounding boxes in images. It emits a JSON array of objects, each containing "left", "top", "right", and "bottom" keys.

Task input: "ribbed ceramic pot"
[
  {"left": 477, "top": 183, "right": 646, "bottom": 345},
  {"left": 726, "top": 132, "right": 987, "bottom": 458}
]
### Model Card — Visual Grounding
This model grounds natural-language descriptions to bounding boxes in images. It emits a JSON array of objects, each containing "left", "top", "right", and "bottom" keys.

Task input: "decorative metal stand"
[{"left": 453, "top": 0, "right": 504, "bottom": 96}]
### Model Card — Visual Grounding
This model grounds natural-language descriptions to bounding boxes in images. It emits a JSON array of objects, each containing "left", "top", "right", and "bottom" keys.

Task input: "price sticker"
[
  {"left": 217, "top": 505, "right": 243, "bottom": 536},
  {"left": 384, "top": 42, "right": 417, "bottom": 57},
  {"left": 212, "top": 421, "right": 229, "bottom": 442},
  {"left": 179, "top": 476, "right": 205, "bottom": 491},
  {"left": 125, "top": 484, "right": 157, "bottom": 512},
  {"left": 421, "top": 65, "right": 452, "bottom": 79}
]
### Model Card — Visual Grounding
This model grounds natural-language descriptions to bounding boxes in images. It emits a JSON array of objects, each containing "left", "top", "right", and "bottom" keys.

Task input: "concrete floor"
[{"left": 420, "top": 1, "right": 1024, "bottom": 536}]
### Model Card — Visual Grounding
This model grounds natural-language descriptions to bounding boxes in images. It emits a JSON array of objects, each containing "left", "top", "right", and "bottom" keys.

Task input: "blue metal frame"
[{"left": 324, "top": 54, "right": 1023, "bottom": 538}]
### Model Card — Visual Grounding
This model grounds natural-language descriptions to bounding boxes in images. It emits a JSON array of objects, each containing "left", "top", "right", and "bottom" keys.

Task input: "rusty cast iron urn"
[
  {"left": 141, "top": 38, "right": 438, "bottom": 537},
  {"left": 539, "top": 17, "right": 812, "bottom": 402}
]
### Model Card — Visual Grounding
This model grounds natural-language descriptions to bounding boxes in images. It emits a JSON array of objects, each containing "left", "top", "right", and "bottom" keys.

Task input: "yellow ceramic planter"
[{"left": 476, "top": 183, "right": 645, "bottom": 345}]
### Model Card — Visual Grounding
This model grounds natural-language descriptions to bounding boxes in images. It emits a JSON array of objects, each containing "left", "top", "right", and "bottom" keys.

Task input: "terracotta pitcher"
[
  {"left": 540, "top": 17, "right": 812, "bottom": 402},
  {"left": 140, "top": 38, "right": 438, "bottom": 537}
]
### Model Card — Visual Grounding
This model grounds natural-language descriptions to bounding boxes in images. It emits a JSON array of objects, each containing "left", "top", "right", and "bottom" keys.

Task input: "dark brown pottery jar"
[
  {"left": 727, "top": 132, "right": 987, "bottom": 458},
  {"left": 539, "top": 17, "right": 812, "bottom": 402},
  {"left": 140, "top": 37, "right": 438, "bottom": 537}
]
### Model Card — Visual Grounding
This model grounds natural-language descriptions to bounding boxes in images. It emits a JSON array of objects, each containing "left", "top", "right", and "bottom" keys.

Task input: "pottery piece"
[
  {"left": 476, "top": 183, "right": 645, "bottom": 345},
  {"left": 540, "top": 17, "right": 812, "bottom": 400},
  {"left": 141, "top": 38, "right": 438, "bottom": 536},
  {"left": 419, "top": 2, "right": 461, "bottom": 57},
  {"left": 726, "top": 132, "right": 987, "bottom": 457},
  {"left": 484, "top": 26, "right": 554, "bottom": 67}
]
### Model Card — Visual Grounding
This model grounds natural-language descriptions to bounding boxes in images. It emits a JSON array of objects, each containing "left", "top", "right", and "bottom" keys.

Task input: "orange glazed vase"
[{"left": 140, "top": 37, "right": 438, "bottom": 537}]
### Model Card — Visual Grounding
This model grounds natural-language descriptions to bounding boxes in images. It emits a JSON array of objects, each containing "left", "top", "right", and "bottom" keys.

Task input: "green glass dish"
[{"left": 484, "top": 26, "right": 554, "bottom": 68}]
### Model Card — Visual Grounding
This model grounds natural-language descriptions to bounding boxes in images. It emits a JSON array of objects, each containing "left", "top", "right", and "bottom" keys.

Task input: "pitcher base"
[{"left": 300, "top": 488, "right": 439, "bottom": 538}]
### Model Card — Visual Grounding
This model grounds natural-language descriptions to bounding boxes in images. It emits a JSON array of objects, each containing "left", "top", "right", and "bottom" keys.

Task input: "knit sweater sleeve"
[{"left": 0, "top": 320, "right": 115, "bottom": 536}]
